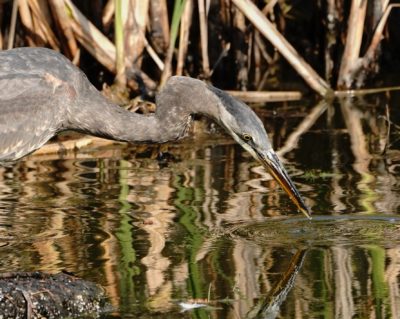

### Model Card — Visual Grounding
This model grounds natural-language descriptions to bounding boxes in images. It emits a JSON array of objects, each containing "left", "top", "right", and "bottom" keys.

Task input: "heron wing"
[{"left": 0, "top": 74, "right": 62, "bottom": 161}]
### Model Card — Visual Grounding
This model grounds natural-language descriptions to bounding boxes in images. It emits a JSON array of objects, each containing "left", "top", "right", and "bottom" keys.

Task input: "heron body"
[{"left": 0, "top": 47, "right": 310, "bottom": 218}]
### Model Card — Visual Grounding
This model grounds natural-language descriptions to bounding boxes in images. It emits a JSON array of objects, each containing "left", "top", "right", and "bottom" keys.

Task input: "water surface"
[{"left": 1, "top": 95, "right": 400, "bottom": 318}]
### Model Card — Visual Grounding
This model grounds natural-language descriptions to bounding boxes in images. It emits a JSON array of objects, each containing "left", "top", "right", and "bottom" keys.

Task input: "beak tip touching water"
[
  {"left": 300, "top": 205, "right": 312, "bottom": 220},
  {"left": 261, "top": 150, "right": 312, "bottom": 220}
]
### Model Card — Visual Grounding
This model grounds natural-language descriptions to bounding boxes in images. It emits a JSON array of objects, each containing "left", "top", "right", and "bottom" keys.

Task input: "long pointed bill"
[{"left": 259, "top": 150, "right": 311, "bottom": 220}]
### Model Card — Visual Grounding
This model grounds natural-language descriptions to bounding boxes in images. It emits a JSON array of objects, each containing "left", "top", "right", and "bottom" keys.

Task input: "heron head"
[{"left": 208, "top": 86, "right": 311, "bottom": 219}]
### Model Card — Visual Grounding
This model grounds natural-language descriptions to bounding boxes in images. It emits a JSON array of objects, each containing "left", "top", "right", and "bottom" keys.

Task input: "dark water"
[{"left": 1, "top": 95, "right": 400, "bottom": 318}]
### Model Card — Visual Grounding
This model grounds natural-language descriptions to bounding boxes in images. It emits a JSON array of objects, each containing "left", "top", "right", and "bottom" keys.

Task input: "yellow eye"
[{"left": 242, "top": 133, "right": 252, "bottom": 141}]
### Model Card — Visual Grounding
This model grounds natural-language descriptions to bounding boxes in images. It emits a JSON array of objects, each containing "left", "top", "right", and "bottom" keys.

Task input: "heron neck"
[
  {"left": 154, "top": 77, "right": 221, "bottom": 123},
  {"left": 68, "top": 92, "right": 191, "bottom": 144},
  {"left": 68, "top": 76, "right": 220, "bottom": 144}
]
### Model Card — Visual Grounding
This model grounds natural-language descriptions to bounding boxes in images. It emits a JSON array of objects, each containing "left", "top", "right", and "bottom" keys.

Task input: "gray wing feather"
[{"left": 0, "top": 75, "right": 62, "bottom": 161}]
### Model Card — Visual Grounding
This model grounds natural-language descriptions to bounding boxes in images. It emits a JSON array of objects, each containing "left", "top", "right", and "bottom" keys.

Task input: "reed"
[
  {"left": 114, "top": 0, "right": 125, "bottom": 86},
  {"left": 160, "top": 0, "right": 187, "bottom": 86},
  {"left": 0, "top": 0, "right": 398, "bottom": 94}
]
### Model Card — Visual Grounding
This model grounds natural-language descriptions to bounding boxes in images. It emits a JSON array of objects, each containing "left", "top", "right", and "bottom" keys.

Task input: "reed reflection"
[{"left": 0, "top": 96, "right": 398, "bottom": 317}]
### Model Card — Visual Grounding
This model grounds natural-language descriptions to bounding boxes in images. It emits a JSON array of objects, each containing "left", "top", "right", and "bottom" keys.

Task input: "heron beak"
[{"left": 257, "top": 149, "right": 312, "bottom": 220}]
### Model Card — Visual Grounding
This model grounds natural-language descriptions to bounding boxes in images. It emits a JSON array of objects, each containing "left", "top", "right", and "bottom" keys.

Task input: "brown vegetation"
[{"left": 0, "top": 0, "right": 399, "bottom": 98}]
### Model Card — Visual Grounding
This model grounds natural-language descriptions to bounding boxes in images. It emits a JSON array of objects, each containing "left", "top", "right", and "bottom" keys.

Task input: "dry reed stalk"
[
  {"left": 325, "top": 0, "right": 337, "bottom": 81},
  {"left": 252, "top": 0, "right": 276, "bottom": 85},
  {"left": 226, "top": 90, "right": 302, "bottom": 103},
  {"left": 247, "top": 28, "right": 252, "bottom": 76},
  {"left": 149, "top": 0, "right": 169, "bottom": 54},
  {"left": 32, "top": 137, "right": 94, "bottom": 155},
  {"left": 160, "top": 0, "right": 187, "bottom": 87},
  {"left": 102, "top": 0, "right": 114, "bottom": 32},
  {"left": 254, "top": 31, "right": 272, "bottom": 64},
  {"left": 160, "top": 54, "right": 172, "bottom": 87},
  {"left": 69, "top": 19, "right": 115, "bottom": 72},
  {"left": 17, "top": 0, "right": 35, "bottom": 46},
  {"left": 198, "top": 0, "right": 210, "bottom": 77},
  {"left": 7, "top": 0, "right": 19, "bottom": 49},
  {"left": 333, "top": 86, "right": 400, "bottom": 97},
  {"left": 220, "top": 0, "right": 231, "bottom": 26},
  {"left": 262, "top": 0, "right": 278, "bottom": 14},
  {"left": 256, "top": 69, "right": 270, "bottom": 91},
  {"left": 334, "top": 2, "right": 398, "bottom": 89},
  {"left": 37, "top": 0, "right": 52, "bottom": 21},
  {"left": 232, "top": 0, "right": 331, "bottom": 96},
  {"left": 128, "top": 0, "right": 149, "bottom": 68},
  {"left": 364, "top": 4, "right": 400, "bottom": 62},
  {"left": 177, "top": 0, "right": 193, "bottom": 75},
  {"left": 64, "top": 0, "right": 156, "bottom": 91},
  {"left": 27, "top": 0, "right": 45, "bottom": 42},
  {"left": 210, "top": 42, "right": 231, "bottom": 76},
  {"left": 0, "top": 5, "right": 2, "bottom": 49},
  {"left": 27, "top": 0, "right": 59, "bottom": 49},
  {"left": 115, "top": 0, "right": 126, "bottom": 86},
  {"left": 71, "top": 48, "right": 80, "bottom": 65},
  {"left": 144, "top": 37, "right": 164, "bottom": 71},
  {"left": 31, "top": 135, "right": 127, "bottom": 157},
  {"left": 30, "top": 10, "right": 46, "bottom": 46},
  {"left": 337, "top": 0, "right": 367, "bottom": 88},
  {"left": 253, "top": 32, "right": 261, "bottom": 85},
  {"left": 65, "top": 0, "right": 116, "bottom": 69},
  {"left": 232, "top": 5, "right": 248, "bottom": 89},
  {"left": 48, "top": 0, "right": 78, "bottom": 59}
]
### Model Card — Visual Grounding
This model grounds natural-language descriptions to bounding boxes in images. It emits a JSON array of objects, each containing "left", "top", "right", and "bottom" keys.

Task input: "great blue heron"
[{"left": 0, "top": 47, "right": 310, "bottom": 218}]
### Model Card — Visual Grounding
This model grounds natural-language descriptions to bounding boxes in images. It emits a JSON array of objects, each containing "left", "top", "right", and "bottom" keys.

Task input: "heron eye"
[{"left": 242, "top": 133, "right": 252, "bottom": 141}]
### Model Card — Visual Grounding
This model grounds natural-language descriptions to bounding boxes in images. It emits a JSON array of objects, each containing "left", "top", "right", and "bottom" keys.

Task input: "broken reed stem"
[
  {"left": 144, "top": 37, "right": 164, "bottom": 71},
  {"left": 334, "top": 85, "right": 400, "bottom": 97},
  {"left": 364, "top": 4, "right": 400, "bottom": 60},
  {"left": 198, "top": 0, "right": 210, "bottom": 77},
  {"left": 337, "top": 0, "right": 367, "bottom": 88},
  {"left": 210, "top": 42, "right": 230, "bottom": 76},
  {"left": 232, "top": 0, "right": 331, "bottom": 96},
  {"left": 333, "top": 2, "right": 398, "bottom": 89},
  {"left": 226, "top": 90, "right": 302, "bottom": 103}
]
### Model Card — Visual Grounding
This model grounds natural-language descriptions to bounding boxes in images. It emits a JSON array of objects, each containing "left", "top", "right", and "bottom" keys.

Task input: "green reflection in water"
[
  {"left": 358, "top": 172, "right": 379, "bottom": 215},
  {"left": 174, "top": 173, "right": 210, "bottom": 318},
  {"left": 310, "top": 249, "right": 333, "bottom": 319},
  {"left": 116, "top": 160, "right": 139, "bottom": 312},
  {"left": 366, "top": 245, "right": 389, "bottom": 318}
]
